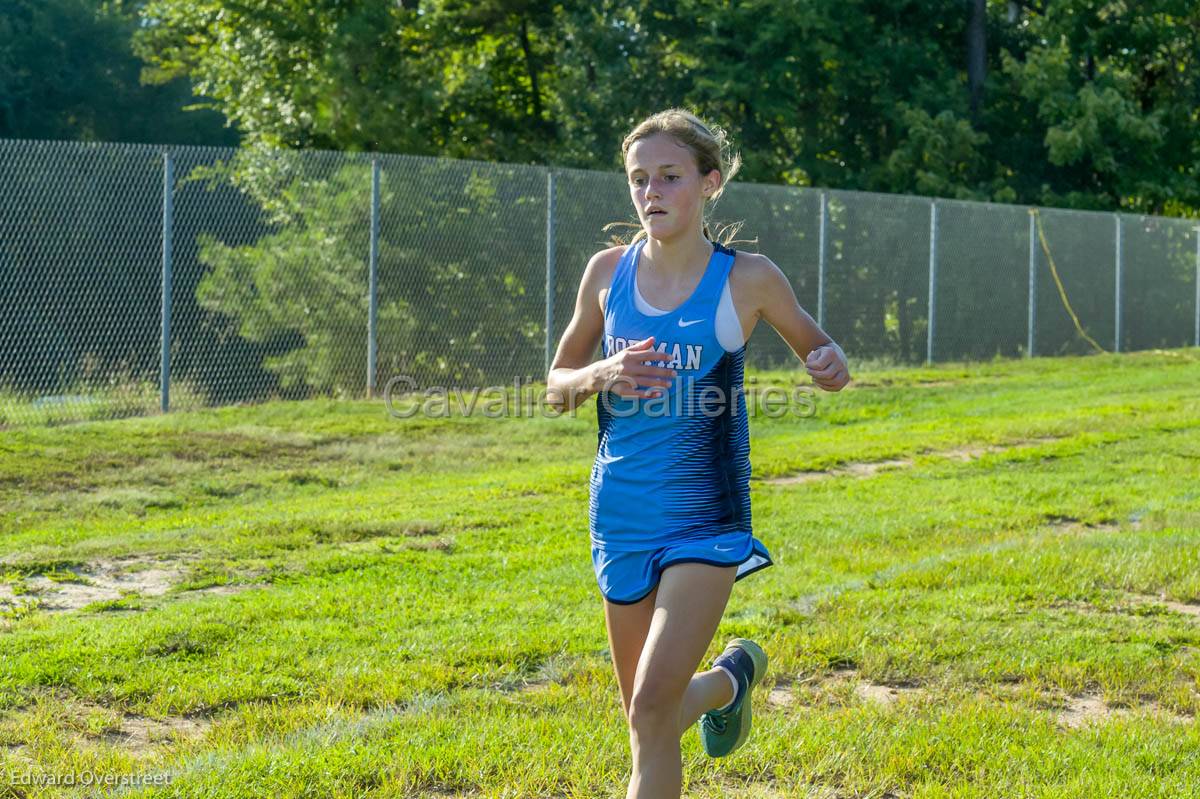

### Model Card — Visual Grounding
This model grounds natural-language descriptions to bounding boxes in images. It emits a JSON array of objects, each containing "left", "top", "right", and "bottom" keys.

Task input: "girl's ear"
[{"left": 703, "top": 169, "right": 721, "bottom": 197}]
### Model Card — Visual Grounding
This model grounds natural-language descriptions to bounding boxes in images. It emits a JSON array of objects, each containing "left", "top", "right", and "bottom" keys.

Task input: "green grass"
[
  {"left": 0, "top": 378, "right": 209, "bottom": 428},
  {"left": 1, "top": 348, "right": 1199, "bottom": 798}
]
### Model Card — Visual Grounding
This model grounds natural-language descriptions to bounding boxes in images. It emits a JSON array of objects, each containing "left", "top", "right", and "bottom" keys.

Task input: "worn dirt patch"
[
  {"left": 0, "top": 562, "right": 184, "bottom": 611},
  {"left": 396, "top": 537, "right": 454, "bottom": 553},
  {"left": 766, "top": 458, "right": 912, "bottom": 485},
  {"left": 99, "top": 713, "right": 212, "bottom": 752},
  {"left": 766, "top": 687, "right": 794, "bottom": 707},
  {"left": 845, "top": 375, "right": 966, "bottom": 390},
  {"left": 1127, "top": 592, "right": 1200, "bottom": 618},
  {"left": 1043, "top": 515, "right": 1133, "bottom": 534},
  {"left": 705, "top": 775, "right": 865, "bottom": 799},
  {"left": 763, "top": 436, "right": 1065, "bottom": 485},
  {"left": 1043, "top": 590, "right": 1198, "bottom": 621},
  {"left": 766, "top": 671, "right": 1194, "bottom": 730},
  {"left": 829, "top": 667, "right": 925, "bottom": 707},
  {"left": 0, "top": 690, "right": 216, "bottom": 757},
  {"left": 853, "top": 681, "right": 924, "bottom": 706},
  {"left": 0, "top": 556, "right": 266, "bottom": 614},
  {"left": 765, "top": 669, "right": 926, "bottom": 710},
  {"left": 1056, "top": 693, "right": 1113, "bottom": 729},
  {"left": 1053, "top": 691, "right": 1193, "bottom": 729}
]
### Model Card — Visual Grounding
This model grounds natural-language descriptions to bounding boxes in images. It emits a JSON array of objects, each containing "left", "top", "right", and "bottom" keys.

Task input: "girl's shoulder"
[
  {"left": 586, "top": 243, "right": 629, "bottom": 286},
  {"left": 727, "top": 249, "right": 778, "bottom": 298},
  {"left": 586, "top": 245, "right": 629, "bottom": 313},
  {"left": 593, "top": 243, "right": 630, "bottom": 267}
]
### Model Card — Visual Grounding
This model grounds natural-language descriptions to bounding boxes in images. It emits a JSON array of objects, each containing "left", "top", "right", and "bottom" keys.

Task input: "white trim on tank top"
[{"left": 633, "top": 269, "right": 745, "bottom": 352}]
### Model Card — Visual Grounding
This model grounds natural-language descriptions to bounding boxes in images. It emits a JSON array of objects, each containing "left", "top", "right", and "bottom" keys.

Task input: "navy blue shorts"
[{"left": 591, "top": 531, "right": 774, "bottom": 605}]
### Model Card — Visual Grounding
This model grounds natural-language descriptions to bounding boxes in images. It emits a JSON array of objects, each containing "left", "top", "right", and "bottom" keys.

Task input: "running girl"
[{"left": 546, "top": 108, "right": 850, "bottom": 799}]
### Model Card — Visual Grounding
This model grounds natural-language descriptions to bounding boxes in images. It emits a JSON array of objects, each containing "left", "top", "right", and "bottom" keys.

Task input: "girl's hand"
[
  {"left": 806, "top": 342, "right": 850, "bottom": 391},
  {"left": 593, "top": 336, "right": 677, "bottom": 399}
]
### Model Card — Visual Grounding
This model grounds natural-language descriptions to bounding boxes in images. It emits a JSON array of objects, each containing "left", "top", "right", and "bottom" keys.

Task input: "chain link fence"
[{"left": 2, "top": 138, "right": 1198, "bottom": 426}]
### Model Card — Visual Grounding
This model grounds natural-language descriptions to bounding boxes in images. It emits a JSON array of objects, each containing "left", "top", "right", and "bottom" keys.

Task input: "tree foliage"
[
  {"left": 8, "top": 1, "right": 1197, "bottom": 399},
  {"left": 132, "top": 0, "right": 1200, "bottom": 215},
  {"left": 129, "top": 0, "right": 1200, "bottom": 391},
  {"left": 0, "top": 0, "right": 236, "bottom": 144}
]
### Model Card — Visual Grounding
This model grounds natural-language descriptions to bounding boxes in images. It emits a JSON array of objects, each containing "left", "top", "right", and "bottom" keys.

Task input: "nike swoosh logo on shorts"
[
  {"left": 678, "top": 318, "right": 704, "bottom": 327},
  {"left": 713, "top": 544, "right": 735, "bottom": 552}
]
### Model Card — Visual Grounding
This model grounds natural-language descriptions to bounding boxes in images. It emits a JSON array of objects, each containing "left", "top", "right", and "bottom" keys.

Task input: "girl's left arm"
[{"left": 749, "top": 254, "right": 850, "bottom": 392}]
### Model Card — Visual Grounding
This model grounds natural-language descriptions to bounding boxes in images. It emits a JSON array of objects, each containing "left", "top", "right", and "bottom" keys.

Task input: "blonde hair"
[{"left": 603, "top": 107, "right": 756, "bottom": 249}]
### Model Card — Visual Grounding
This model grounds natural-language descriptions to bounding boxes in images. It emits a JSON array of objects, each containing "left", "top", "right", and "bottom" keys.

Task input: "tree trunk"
[
  {"left": 518, "top": 16, "right": 543, "bottom": 122},
  {"left": 966, "top": 0, "right": 987, "bottom": 121}
]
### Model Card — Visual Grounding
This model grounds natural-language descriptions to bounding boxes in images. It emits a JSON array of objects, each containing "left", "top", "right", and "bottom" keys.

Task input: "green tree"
[
  {"left": 988, "top": 0, "right": 1200, "bottom": 214},
  {"left": 125, "top": 0, "right": 1200, "bottom": 381},
  {"left": 123, "top": 0, "right": 1200, "bottom": 211},
  {"left": 0, "top": 0, "right": 237, "bottom": 144},
  {"left": 190, "top": 148, "right": 551, "bottom": 393}
]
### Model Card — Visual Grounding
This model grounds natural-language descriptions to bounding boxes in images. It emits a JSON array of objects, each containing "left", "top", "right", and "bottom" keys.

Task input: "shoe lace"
[{"left": 701, "top": 710, "right": 728, "bottom": 734}]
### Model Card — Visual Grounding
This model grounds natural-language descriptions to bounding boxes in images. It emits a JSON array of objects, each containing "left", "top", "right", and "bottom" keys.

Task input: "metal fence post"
[
  {"left": 1194, "top": 227, "right": 1200, "bottom": 348},
  {"left": 817, "top": 191, "right": 827, "bottom": 329},
  {"left": 1027, "top": 210, "right": 1037, "bottom": 358},
  {"left": 926, "top": 200, "right": 938, "bottom": 365},
  {"left": 1114, "top": 213, "right": 1123, "bottom": 353},
  {"left": 160, "top": 151, "right": 174, "bottom": 414},
  {"left": 544, "top": 170, "right": 556, "bottom": 376},
  {"left": 367, "top": 158, "right": 380, "bottom": 398}
]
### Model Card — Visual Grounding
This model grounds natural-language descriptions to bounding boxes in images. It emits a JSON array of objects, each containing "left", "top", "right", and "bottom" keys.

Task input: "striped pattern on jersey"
[{"left": 588, "top": 237, "right": 753, "bottom": 552}]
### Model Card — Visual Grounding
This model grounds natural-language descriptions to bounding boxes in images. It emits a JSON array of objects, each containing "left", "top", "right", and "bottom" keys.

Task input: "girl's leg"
[
  {"left": 676, "top": 667, "right": 737, "bottom": 739},
  {"left": 625, "top": 562, "right": 737, "bottom": 799},
  {"left": 602, "top": 583, "right": 737, "bottom": 732},
  {"left": 603, "top": 584, "right": 660, "bottom": 724}
]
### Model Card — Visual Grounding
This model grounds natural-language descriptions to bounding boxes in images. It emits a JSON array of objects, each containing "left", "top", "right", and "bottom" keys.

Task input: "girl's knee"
[{"left": 627, "top": 679, "right": 684, "bottom": 735}]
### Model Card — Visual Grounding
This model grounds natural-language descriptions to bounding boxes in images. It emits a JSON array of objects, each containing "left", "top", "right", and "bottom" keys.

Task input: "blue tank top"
[{"left": 588, "top": 237, "right": 752, "bottom": 552}]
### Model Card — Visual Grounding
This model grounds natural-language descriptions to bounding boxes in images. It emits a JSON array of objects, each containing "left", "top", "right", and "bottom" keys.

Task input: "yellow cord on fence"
[{"left": 1029, "top": 208, "right": 1108, "bottom": 355}]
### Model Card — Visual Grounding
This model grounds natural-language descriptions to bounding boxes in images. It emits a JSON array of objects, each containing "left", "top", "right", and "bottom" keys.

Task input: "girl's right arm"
[{"left": 545, "top": 248, "right": 677, "bottom": 413}]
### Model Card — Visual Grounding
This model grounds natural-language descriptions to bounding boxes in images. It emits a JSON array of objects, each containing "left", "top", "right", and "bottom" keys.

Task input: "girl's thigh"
[
  {"left": 603, "top": 583, "right": 659, "bottom": 722},
  {"left": 630, "top": 562, "right": 737, "bottom": 714}
]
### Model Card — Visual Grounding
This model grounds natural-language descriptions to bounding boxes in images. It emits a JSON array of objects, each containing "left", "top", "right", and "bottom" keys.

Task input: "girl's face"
[{"left": 625, "top": 133, "right": 720, "bottom": 242}]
